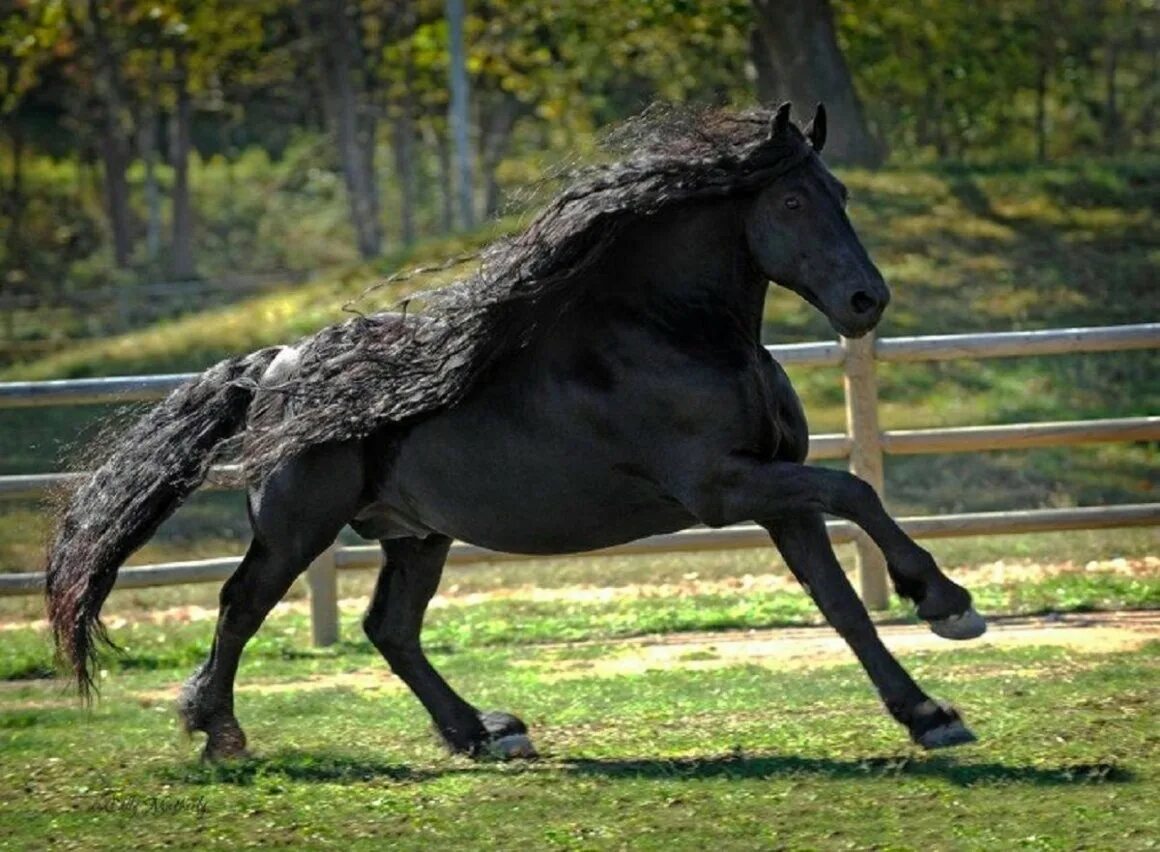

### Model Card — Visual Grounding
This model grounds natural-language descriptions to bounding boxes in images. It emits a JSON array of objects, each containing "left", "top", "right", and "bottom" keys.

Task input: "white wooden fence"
[{"left": 1, "top": 322, "right": 1157, "bottom": 646}]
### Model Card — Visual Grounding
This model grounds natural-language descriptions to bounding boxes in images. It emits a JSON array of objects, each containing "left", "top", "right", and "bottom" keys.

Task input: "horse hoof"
[
  {"left": 199, "top": 723, "right": 250, "bottom": 763},
  {"left": 201, "top": 744, "right": 251, "bottom": 763},
  {"left": 928, "top": 607, "right": 986, "bottom": 640},
  {"left": 916, "top": 718, "right": 977, "bottom": 750},
  {"left": 486, "top": 733, "right": 539, "bottom": 760}
]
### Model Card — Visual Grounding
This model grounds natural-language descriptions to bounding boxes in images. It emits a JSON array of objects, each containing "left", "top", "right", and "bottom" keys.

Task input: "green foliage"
[
  {"left": 0, "top": 0, "right": 67, "bottom": 115},
  {"left": 837, "top": 0, "right": 1157, "bottom": 159},
  {"left": 3, "top": 0, "right": 1154, "bottom": 294}
]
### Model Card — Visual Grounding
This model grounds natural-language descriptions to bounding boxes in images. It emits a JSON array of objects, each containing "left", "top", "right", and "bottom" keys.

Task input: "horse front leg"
[
  {"left": 364, "top": 535, "right": 536, "bottom": 759},
  {"left": 763, "top": 512, "right": 976, "bottom": 749},
  {"left": 694, "top": 459, "right": 985, "bottom": 639}
]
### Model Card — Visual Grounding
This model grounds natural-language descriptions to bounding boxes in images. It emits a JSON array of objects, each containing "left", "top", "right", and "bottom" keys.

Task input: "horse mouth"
[
  {"left": 794, "top": 285, "right": 877, "bottom": 339},
  {"left": 834, "top": 322, "right": 872, "bottom": 339}
]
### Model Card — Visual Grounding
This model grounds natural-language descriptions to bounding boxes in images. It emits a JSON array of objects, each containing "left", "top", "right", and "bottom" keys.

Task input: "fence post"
[
  {"left": 306, "top": 543, "right": 339, "bottom": 647},
  {"left": 842, "top": 332, "right": 890, "bottom": 610}
]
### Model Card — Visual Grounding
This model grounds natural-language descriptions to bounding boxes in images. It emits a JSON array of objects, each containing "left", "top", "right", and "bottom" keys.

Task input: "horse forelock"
[{"left": 238, "top": 106, "right": 813, "bottom": 482}]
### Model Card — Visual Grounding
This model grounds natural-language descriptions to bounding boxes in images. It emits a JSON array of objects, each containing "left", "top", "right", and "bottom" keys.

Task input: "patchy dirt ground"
[
  {"left": 4, "top": 555, "right": 1157, "bottom": 633},
  {"left": 533, "top": 609, "right": 1160, "bottom": 680},
  {"left": 122, "top": 609, "right": 1160, "bottom": 705},
  {"left": 2, "top": 609, "right": 1156, "bottom": 710},
  {"left": 3, "top": 556, "right": 1156, "bottom": 708}
]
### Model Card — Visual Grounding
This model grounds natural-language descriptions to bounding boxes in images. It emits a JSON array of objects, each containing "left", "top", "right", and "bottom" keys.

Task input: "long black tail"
[{"left": 45, "top": 347, "right": 280, "bottom": 697}]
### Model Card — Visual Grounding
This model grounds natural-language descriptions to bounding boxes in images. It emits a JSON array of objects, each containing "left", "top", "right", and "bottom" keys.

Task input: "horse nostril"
[{"left": 850, "top": 291, "right": 878, "bottom": 315}]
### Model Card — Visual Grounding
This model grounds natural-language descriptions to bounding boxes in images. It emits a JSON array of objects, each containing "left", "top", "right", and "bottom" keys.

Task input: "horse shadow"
[
  {"left": 560, "top": 752, "right": 1130, "bottom": 787},
  {"left": 160, "top": 749, "right": 1131, "bottom": 789}
]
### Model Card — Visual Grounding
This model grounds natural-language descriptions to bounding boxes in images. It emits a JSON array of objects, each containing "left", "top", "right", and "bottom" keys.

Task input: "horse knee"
[
  {"left": 361, "top": 613, "right": 391, "bottom": 653},
  {"left": 834, "top": 472, "right": 880, "bottom": 515},
  {"left": 362, "top": 613, "right": 418, "bottom": 669}
]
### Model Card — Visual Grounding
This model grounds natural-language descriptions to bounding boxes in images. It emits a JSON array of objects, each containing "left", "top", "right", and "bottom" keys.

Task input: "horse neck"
[{"left": 598, "top": 198, "right": 768, "bottom": 343}]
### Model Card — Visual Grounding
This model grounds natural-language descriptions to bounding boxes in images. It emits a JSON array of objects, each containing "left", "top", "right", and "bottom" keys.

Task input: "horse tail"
[{"left": 45, "top": 347, "right": 281, "bottom": 698}]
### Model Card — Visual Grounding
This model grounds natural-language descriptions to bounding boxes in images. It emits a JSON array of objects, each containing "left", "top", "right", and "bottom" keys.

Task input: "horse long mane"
[{"left": 240, "top": 106, "right": 814, "bottom": 481}]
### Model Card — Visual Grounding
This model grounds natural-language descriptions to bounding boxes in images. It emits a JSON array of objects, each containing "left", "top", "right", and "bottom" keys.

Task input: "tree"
[
  {"left": 386, "top": 0, "right": 420, "bottom": 245},
  {"left": 300, "top": 0, "right": 383, "bottom": 259},
  {"left": 750, "top": 0, "right": 884, "bottom": 166},
  {"left": 170, "top": 40, "right": 196, "bottom": 277},
  {"left": 0, "top": 1, "right": 65, "bottom": 273},
  {"left": 446, "top": 0, "right": 474, "bottom": 229},
  {"left": 72, "top": 0, "right": 136, "bottom": 267}
]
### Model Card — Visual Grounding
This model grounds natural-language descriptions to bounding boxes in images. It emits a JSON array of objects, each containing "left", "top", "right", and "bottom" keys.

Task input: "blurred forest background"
[{"left": 1, "top": 0, "right": 1155, "bottom": 319}]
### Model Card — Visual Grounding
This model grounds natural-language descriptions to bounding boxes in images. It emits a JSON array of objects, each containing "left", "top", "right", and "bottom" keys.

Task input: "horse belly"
[{"left": 375, "top": 414, "right": 694, "bottom": 554}]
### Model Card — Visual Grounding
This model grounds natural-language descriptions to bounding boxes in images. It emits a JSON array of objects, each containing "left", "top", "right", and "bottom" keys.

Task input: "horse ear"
[
  {"left": 769, "top": 102, "right": 792, "bottom": 140},
  {"left": 806, "top": 103, "right": 827, "bottom": 153}
]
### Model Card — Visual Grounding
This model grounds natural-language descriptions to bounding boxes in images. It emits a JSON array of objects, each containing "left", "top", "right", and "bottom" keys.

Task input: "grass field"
[{"left": 1, "top": 568, "right": 1157, "bottom": 850}]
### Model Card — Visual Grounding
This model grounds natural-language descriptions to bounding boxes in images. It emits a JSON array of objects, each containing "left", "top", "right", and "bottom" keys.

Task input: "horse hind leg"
[
  {"left": 178, "top": 443, "right": 363, "bottom": 761},
  {"left": 177, "top": 537, "right": 304, "bottom": 760},
  {"left": 763, "top": 512, "right": 977, "bottom": 749},
  {"left": 363, "top": 535, "right": 536, "bottom": 759}
]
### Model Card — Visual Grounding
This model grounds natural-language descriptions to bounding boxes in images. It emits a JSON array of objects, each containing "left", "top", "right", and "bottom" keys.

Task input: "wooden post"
[
  {"left": 842, "top": 332, "right": 890, "bottom": 609},
  {"left": 306, "top": 544, "right": 339, "bottom": 647}
]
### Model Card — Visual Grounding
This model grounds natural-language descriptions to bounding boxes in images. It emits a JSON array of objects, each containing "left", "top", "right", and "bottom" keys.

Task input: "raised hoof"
[
  {"left": 927, "top": 607, "right": 987, "bottom": 641},
  {"left": 916, "top": 718, "right": 978, "bottom": 750}
]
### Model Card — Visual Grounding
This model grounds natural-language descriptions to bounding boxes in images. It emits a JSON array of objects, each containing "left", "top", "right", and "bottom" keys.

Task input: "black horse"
[{"left": 46, "top": 104, "right": 985, "bottom": 762}]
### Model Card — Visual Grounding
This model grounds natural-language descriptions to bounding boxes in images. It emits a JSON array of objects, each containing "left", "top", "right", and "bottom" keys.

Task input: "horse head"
[{"left": 743, "top": 102, "right": 889, "bottom": 338}]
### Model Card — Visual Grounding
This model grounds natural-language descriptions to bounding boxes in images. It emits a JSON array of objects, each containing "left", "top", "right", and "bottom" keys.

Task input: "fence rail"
[{"left": 2, "top": 322, "right": 1157, "bottom": 644}]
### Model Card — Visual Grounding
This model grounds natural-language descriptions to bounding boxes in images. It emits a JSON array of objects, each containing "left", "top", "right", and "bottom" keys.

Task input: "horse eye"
[{"left": 784, "top": 196, "right": 801, "bottom": 211}]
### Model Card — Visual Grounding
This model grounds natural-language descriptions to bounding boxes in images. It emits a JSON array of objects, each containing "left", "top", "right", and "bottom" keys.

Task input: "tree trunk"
[
  {"left": 1035, "top": 48, "right": 1049, "bottom": 161},
  {"left": 6, "top": 121, "right": 24, "bottom": 264},
  {"left": 1034, "top": 0, "right": 1056, "bottom": 163},
  {"left": 748, "top": 27, "right": 780, "bottom": 107},
  {"left": 1143, "top": 33, "right": 1158, "bottom": 146},
  {"left": 311, "top": 0, "right": 382, "bottom": 259},
  {"left": 424, "top": 119, "right": 455, "bottom": 234},
  {"left": 170, "top": 45, "right": 196, "bottom": 279},
  {"left": 749, "top": 0, "right": 884, "bottom": 166},
  {"left": 479, "top": 94, "right": 519, "bottom": 217},
  {"left": 87, "top": 0, "right": 134, "bottom": 267},
  {"left": 97, "top": 117, "right": 133, "bottom": 267},
  {"left": 446, "top": 0, "right": 474, "bottom": 229},
  {"left": 139, "top": 56, "right": 162, "bottom": 265},
  {"left": 1104, "top": 31, "right": 1120, "bottom": 153},
  {"left": 392, "top": 1, "right": 419, "bottom": 246},
  {"left": 393, "top": 110, "right": 418, "bottom": 247}
]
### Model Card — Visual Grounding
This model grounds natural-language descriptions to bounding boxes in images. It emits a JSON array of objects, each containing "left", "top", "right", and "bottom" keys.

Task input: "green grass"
[
  {"left": 1, "top": 631, "right": 1156, "bottom": 848},
  {"left": 3, "top": 560, "right": 1157, "bottom": 848}
]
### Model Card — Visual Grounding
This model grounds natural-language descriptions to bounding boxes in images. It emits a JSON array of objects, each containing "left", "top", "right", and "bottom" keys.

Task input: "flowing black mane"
[{"left": 240, "top": 107, "right": 814, "bottom": 480}]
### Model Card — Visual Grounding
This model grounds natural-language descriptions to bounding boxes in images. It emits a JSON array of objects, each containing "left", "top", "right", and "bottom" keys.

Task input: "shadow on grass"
[
  {"left": 562, "top": 752, "right": 1132, "bottom": 787},
  {"left": 160, "top": 748, "right": 1132, "bottom": 789},
  {"left": 161, "top": 750, "right": 450, "bottom": 786}
]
